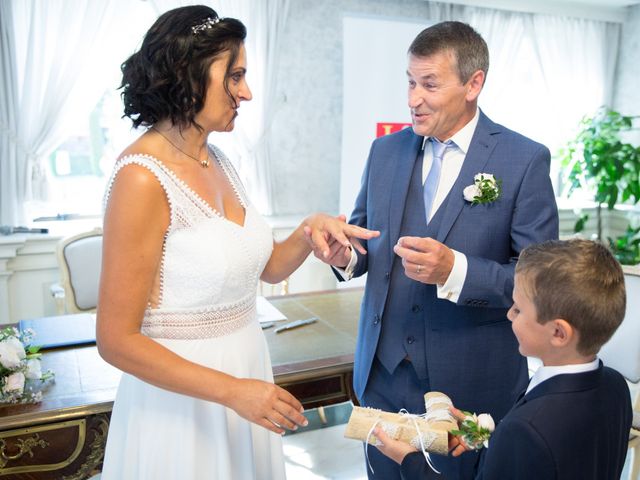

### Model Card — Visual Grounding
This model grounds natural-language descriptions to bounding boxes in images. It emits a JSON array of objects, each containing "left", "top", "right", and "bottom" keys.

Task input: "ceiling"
[
  {"left": 557, "top": 0, "right": 640, "bottom": 5},
  {"left": 448, "top": 0, "right": 640, "bottom": 22}
]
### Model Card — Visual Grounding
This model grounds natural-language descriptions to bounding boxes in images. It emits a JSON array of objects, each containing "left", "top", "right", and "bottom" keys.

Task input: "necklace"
[{"left": 151, "top": 126, "right": 211, "bottom": 168}]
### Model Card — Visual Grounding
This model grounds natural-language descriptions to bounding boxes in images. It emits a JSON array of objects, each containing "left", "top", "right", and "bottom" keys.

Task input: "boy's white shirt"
[{"left": 525, "top": 357, "right": 600, "bottom": 395}]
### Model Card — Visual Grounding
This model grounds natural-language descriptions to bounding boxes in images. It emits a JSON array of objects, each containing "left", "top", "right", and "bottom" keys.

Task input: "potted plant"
[{"left": 559, "top": 106, "right": 640, "bottom": 264}]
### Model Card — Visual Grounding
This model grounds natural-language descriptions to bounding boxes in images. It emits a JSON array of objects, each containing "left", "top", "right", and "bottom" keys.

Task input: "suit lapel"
[
  {"left": 388, "top": 133, "right": 423, "bottom": 255},
  {"left": 436, "top": 112, "right": 499, "bottom": 243},
  {"left": 503, "top": 365, "right": 602, "bottom": 425},
  {"left": 515, "top": 363, "right": 603, "bottom": 411}
]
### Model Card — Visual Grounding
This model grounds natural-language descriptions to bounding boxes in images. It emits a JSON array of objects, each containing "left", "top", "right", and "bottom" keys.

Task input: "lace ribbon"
[{"left": 364, "top": 409, "right": 441, "bottom": 475}]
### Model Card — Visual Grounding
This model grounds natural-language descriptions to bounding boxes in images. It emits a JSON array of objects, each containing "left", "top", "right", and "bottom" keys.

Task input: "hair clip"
[{"left": 191, "top": 16, "right": 221, "bottom": 35}]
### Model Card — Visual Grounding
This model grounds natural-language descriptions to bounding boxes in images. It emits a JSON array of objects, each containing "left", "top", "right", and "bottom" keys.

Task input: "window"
[
  {"left": 22, "top": 1, "right": 155, "bottom": 225},
  {"left": 27, "top": 89, "right": 139, "bottom": 222}
]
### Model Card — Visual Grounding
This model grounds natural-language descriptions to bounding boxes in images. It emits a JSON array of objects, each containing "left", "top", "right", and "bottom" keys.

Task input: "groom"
[{"left": 309, "top": 21, "right": 558, "bottom": 479}]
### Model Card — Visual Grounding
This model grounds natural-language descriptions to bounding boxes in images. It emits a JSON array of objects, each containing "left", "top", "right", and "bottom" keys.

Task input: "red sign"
[{"left": 376, "top": 122, "right": 412, "bottom": 137}]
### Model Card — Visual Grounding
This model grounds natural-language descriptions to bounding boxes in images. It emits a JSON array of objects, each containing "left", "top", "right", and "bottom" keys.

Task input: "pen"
[{"left": 274, "top": 317, "right": 318, "bottom": 334}]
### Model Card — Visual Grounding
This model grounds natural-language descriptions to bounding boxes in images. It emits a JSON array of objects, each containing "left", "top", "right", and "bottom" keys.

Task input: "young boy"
[{"left": 374, "top": 239, "right": 633, "bottom": 479}]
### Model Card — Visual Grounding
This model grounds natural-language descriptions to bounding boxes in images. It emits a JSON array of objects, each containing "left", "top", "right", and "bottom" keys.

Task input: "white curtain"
[
  {"left": 0, "top": 0, "right": 136, "bottom": 225},
  {"left": 424, "top": 2, "right": 621, "bottom": 190},
  {"left": 149, "top": 0, "right": 291, "bottom": 215}
]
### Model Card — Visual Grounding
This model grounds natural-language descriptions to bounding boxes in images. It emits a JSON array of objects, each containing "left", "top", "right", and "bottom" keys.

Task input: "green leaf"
[
  {"left": 574, "top": 214, "right": 589, "bottom": 233},
  {"left": 561, "top": 107, "right": 639, "bottom": 211},
  {"left": 609, "top": 223, "right": 640, "bottom": 265}
]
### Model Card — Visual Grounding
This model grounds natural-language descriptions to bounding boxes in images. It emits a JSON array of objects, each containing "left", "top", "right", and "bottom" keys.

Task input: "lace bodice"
[{"left": 105, "top": 147, "right": 273, "bottom": 339}]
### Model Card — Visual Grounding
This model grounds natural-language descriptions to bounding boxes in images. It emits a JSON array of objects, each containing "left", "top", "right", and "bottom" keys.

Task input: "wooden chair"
[
  {"left": 50, "top": 228, "right": 103, "bottom": 314},
  {"left": 600, "top": 266, "right": 640, "bottom": 480},
  {"left": 259, "top": 278, "right": 290, "bottom": 297}
]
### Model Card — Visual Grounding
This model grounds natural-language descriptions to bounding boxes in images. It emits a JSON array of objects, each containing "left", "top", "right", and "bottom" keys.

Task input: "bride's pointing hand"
[
  {"left": 303, "top": 213, "right": 380, "bottom": 261},
  {"left": 227, "top": 378, "right": 308, "bottom": 435}
]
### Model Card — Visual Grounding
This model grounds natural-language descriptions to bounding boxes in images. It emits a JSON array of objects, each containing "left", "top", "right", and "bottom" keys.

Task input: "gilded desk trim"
[
  {"left": 0, "top": 402, "right": 114, "bottom": 431},
  {"left": 0, "top": 419, "right": 85, "bottom": 474}
]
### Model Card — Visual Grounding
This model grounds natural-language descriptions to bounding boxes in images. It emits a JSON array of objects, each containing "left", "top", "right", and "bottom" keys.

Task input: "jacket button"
[
  {"left": 385, "top": 272, "right": 390, "bottom": 280},
  {"left": 411, "top": 304, "right": 420, "bottom": 313},
  {"left": 407, "top": 336, "right": 415, "bottom": 344},
  {"left": 373, "top": 314, "right": 380, "bottom": 325}
]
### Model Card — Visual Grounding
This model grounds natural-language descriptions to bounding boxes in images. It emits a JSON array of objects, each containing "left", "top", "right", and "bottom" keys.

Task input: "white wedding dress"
[{"left": 100, "top": 148, "right": 285, "bottom": 480}]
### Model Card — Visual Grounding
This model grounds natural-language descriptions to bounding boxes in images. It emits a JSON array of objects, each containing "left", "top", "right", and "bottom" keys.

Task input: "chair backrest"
[
  {"left": 600, "top": 266, "right": 640, "bottom": 384},
  {"left": 57, "top": 228, "right": 103, "bottom": 313}
]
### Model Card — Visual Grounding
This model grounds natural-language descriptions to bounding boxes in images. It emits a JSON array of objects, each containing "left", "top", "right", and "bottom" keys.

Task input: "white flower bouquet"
[{"left": 0, "top": 327, "right": 54, "bottom": 404}]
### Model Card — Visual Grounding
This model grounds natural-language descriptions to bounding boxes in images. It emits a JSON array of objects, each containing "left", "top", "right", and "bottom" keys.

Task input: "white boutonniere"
[
  {"left": 463, "top": 173, "right": 501, "bottom": 205},
  {"left": 451, "top": 411, "right": 495, "bottom": 449}
]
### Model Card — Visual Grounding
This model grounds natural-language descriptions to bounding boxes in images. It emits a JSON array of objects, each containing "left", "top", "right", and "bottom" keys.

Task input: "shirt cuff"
[
  {"left": 333, "top": 246, "right": 357, "bottom": 280},
  {"left": 437, "top": 249, "right": 467, "bottom": 303}
]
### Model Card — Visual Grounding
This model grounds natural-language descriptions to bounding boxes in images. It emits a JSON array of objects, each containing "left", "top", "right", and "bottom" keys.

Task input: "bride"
[{"left": 97, "top": 5, "right": 378, "bottom": 479}]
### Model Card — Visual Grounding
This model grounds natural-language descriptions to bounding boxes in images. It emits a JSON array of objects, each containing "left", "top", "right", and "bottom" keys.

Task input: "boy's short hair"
[{"left": 515, "top": 239, "right": 626, "bottom": 356}]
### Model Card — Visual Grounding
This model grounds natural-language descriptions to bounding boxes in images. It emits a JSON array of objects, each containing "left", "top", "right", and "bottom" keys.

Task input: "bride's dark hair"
[{"left": 120, "top": 5, "right": 246, "bottom": 131}]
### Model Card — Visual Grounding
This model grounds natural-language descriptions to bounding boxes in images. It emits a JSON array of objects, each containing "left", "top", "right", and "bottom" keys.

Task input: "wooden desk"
[{"left": 0, "top": 288, "right": 363, "bottom": 478}]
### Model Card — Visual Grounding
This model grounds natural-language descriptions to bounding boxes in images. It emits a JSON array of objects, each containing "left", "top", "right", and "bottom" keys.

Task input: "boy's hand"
[
  {"left": 372, "top": 426, "right": 419, "bottom": 465},
  {"left": 448, "top": 406, "right": 473, "bottom": 457}
]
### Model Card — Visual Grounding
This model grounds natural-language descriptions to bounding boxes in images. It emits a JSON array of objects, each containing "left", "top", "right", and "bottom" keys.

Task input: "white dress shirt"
[
  {"left": 525, "top": 357, "right": 600, "bottom": 395},
  {"left": 421, "top": 108, "right": 479, "bottom": 302},
  {"left": 337, "top": 109, "right": 480, "bottom": 304}
]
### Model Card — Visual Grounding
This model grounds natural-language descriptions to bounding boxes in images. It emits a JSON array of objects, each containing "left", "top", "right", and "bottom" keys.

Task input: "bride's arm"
[
  {"left": 260, "top": 214, "right": 379, "bottom": 284},
  {"left": 97, "top": 164, "right": 306, "bottom": 434}
]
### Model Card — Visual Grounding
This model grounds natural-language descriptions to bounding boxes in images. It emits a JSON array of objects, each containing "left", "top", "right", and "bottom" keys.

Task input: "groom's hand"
[{"left": 393, "top": 236, "right": 454, "bottom": 285}]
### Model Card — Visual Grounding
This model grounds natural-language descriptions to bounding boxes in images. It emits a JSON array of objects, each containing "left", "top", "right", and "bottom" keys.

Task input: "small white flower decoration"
[
  {"left": 463, "top": 185, "right": 481, "bottom": 202},
  {"left": 464, "top": 173, "right": 501, "bottom": 205},
  {"left": 451, "top": 411, "right": 495, "bottom": 450},
  {"left": 477, "top": 413, "right": 495, "bottom": 432},
  {"left": 0, "top": 336, "right": 26, "bottom": 369},
  {"left": 25, "top": 358, "right": 43, "bottom": 380},
  {"left": 3, "top": 372, "right": 25, "bottom": 396}
]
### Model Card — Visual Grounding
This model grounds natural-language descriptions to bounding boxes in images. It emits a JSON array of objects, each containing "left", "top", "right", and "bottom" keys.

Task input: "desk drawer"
[
  {"left": 282, "top": 372, "right": 355, "bottom": 409},
  {"left": 0, "top": 414, "right": 109, "bottom": 479}
]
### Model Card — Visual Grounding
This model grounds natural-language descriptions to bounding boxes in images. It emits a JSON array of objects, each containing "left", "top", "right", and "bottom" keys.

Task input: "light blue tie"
[{"left": 423, "top": 138, "right": 452, "bottom": 223}]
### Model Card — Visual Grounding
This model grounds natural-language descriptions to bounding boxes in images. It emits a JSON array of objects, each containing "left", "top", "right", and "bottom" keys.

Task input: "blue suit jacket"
[
  {"left": 400, "top": 363, "right": 632, "bottom": 480},
  {"left": 347, "top": 111, "right": 559, "bottom": 420}
]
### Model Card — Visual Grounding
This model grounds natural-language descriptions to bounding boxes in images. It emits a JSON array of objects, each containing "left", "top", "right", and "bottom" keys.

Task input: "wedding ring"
[{"left": 417, "top": 265, "right": 422, "bottom": 274}]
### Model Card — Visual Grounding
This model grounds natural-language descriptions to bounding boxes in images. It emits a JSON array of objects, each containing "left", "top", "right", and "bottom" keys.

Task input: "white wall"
[
  {"left": 613, "top": 4, "right": 640, "bottom": 145},
  {"left": 0, "top": 236, "right": 60, "bottom": 325},
  {"left": 340, "top": 14, "right": 430, "bottom": 216}
]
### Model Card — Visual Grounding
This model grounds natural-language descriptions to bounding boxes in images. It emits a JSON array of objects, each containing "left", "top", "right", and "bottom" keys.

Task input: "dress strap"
[
  {"left": 104, "top": 154, "right": 212, "bottom": 233},
  {"left": 210, "top": 145, "right": 251, "bottom": 208}
]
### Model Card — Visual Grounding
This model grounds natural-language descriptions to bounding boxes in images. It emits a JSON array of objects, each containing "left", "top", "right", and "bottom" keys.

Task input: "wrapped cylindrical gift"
[
  {"left": 424, "top": 391, "right": 458, "bottom": 431},
  {"left": 343, "top": 391, "right": 458, "bottom": 455}
]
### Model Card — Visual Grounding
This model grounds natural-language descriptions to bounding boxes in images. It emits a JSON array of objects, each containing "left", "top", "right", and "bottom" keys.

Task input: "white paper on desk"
[{"left": 256, "top": 296, "right": 287, "bottom": 323}]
